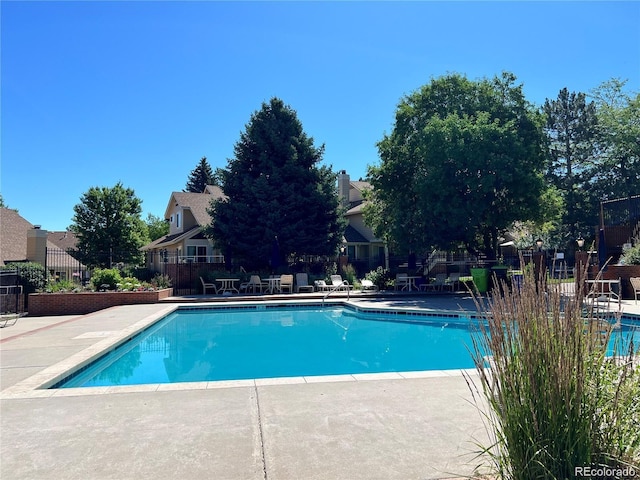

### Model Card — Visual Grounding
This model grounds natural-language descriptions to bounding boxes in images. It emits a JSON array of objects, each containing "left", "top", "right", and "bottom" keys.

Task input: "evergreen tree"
[
  {"left": 70, "top": 183, "right": 147, "bottom": 268},
  {"left": 185, "top": 156, "right": 215, "bottom": 192},
  {"left": 205, "top": 97, "right": 344, "bottom": 270},
  {"left": 543, "top": 88, "right": 599, "bottom": 243}
]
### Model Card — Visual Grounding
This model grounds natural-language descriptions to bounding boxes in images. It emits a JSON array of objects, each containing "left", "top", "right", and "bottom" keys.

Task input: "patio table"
[
  {"left": 217, "top": 278, "right": 240, "bottom": 294},
  {"left": 264, "top": 277, "right": 281, "bottom": 294}
]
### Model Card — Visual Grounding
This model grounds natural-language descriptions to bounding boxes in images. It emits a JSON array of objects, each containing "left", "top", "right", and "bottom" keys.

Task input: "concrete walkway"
[{"left": 2, "top": 294, "right": 638, "bottom": 480}]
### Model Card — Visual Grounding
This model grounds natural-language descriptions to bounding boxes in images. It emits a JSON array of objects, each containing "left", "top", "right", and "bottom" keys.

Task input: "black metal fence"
[
  {"left": 0, "top": 269, "right": 24, "bottom": 319},
  {"left": 46, "top": 247, "right": 90, "bottom": 285}
]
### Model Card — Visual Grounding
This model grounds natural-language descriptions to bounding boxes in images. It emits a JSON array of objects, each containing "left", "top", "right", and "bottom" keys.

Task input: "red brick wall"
[
  {"left": 603, "top": 265, "right": 640, "bottom": 300},
  {"left": 27, "top": 288, "right": 173, "bottom": 316}
]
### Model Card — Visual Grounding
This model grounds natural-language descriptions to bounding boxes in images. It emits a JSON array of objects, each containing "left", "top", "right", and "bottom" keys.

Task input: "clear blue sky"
[{"left": 2, "top": 1, "right": 639, "bottom": 232}]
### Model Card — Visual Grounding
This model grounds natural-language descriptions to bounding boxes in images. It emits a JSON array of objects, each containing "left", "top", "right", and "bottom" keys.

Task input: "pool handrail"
[{"left": 322, "top": 281, "right": 350, "bottom": 306}]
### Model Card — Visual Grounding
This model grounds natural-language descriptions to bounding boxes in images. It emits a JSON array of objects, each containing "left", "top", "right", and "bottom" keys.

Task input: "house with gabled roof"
[
  {"left": 0, "top": 208, "right": 86, "bottom": 282},
  {"left": 141, "top": 185, "right": 227, "bottom": 272},
  {"left": 337, "top": 171, "right": 386, "bottom": 271}
]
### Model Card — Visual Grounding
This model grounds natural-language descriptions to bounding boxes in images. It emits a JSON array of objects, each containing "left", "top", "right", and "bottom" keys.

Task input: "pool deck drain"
[{"left": 2, "top": 297, "right": 638, "bottom": 480}]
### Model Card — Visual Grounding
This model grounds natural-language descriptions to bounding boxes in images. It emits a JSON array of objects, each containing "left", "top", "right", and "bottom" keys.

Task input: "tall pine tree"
[
  {"left": 544, "top": 88, "right": 599, "bottom": 243},
  {"left": 185, "top": 156, "right": 215, "bottom": 192},
  {"left": 205, "top": 98, "right": 344, "bottom": 270}
]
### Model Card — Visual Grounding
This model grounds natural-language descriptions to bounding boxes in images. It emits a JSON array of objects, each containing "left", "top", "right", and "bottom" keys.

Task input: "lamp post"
[
  {"left": 536, "top": 238, "right": 543, "bottom": 252},
  {"left": 575, "top": 237, "right": 588, "bottom": 290}
]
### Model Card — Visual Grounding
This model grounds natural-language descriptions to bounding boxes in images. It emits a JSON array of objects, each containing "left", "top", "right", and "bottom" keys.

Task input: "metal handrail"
[{"left": 322, "top": 281, "right": 350, "bottom": 306}]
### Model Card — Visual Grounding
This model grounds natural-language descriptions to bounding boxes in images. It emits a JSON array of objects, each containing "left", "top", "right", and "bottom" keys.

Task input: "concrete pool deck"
[{"left": 2, "top": 294, "right": 638, "bottom": 480}]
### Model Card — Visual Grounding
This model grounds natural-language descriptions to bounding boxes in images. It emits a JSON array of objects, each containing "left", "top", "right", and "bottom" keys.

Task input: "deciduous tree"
[
  {"left": 144, "top": 213, "right": 169, "bottom": 241},
  {"left": 590, "top": 79, "right": 640, "bottom": 200},
  {"left": 366, "top": 73, "right": 546, "bottom": 259},
  {"left": 70, "top": 183, "right": 147, "bottom": 268},
  {"left": 205, "top": 98, "right": 344, "bottom": 270}
]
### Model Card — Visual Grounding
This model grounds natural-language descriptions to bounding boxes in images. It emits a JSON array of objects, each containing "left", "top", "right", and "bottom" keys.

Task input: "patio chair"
[
  {"left": 395, "top": 273, "right": 409, "bottom": 291},
  {"left": 631, "top": 277, "right": 640, "bottom": 304},
  {"left": 446, "top": 273, "right": 460, "bottom": 292},
  {"left": 240, "top": 275, "right": 264, "bottom": 294},
  {"left": 331, "top": 274, "right": 352, "bottom": 291},
  {"left": 423, "top": 273, "right": 447, "bottom": 292},
  {"left": 295, "top": 273, "right": 315, "bottom": 293},
  {"left": 200, "top": 276, "right": 218, "bottom": 295},
  {"left": 360, "top": 279, "right": 379, "bottom": 292},
  {"left": 280, "top": 274, "right": 294, "bottom": 293},
  {"left": 314, "top": 280, "right": 332, "bottom": 292}
]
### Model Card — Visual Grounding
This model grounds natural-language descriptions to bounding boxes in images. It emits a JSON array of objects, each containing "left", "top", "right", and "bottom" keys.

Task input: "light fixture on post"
[
  {"left": 577, "top": 237, "right": 585, "bottom": 251},
  {"left": 536, "top": 238, "right": 543, "bottom": 252}
]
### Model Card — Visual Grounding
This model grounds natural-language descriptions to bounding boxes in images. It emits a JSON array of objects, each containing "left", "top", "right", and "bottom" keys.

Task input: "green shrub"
[
  {"left": 118, "top": 276, "right": 142, "bottom": 291},
  {"left": 150, "top": 274, "right": 171, "bottom": 289},
  {"left": 467, "top": 263, "right": 639, "bottom": 478},
  {"left": 364, "top": 266, "right": 392, "bottom": 290},
  {"left": 45, "top": 279, "right": 77, "bottom": 293},
  {"left": 90, "top": 268, "right": 122, "bottom": 291},
  {"left": 340, "top": 264, "right": 358, "bottom": 286},
  {"left": 620, "top": 244, "right": 640, "bottom": 265},
  {"left": 3, "top": 262, "right": 47, "bottom": 293}
]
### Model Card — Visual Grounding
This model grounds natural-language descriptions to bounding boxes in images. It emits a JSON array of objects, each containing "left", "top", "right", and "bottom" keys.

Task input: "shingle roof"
[
  {"left": 343, "top": 224, "right": 369, "bottom": 243},
  {"left": 140, "top": 225, "right": 201, "bottom": 250},
  {"left": 47, "top": 231, "right": 78, "bottom": 251},
  {"left": 166, "top": 185, "right": 226, "bottom": 227},
  {"left": 0, "top": 208, "right": 33, "bottom": 265}
]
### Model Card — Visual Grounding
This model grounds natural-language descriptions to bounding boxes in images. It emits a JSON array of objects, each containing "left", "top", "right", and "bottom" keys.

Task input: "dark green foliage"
[
  {"left": 367, "top": 73, "right": 546, "bottom": 259},
  {"left": 185, "top": 156, "right": 216, "bottom": 192},
  {"left": 70, "top": 182, "right": 147, "bottom": 268},
  {"left": 620, "top": 244, "right": 640, "bottom": 265},
  {"left": 364, "top": 266, "right": 392, "bottom": 290},
  {"left": 544, "top": 88, "right": 599, "bottom": 242},
  {"left": 590, "top": 79, "right": 640, "bottom": 200},
  {"left": 205, "top": 98, "right": 345, "bottom": 270},
  {"left": 2, "top": 262, "right": 47, "bottom": 293}
]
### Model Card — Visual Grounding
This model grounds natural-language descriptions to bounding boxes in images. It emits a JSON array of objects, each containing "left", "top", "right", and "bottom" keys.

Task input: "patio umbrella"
[
  {"left": 408, "top": 252, "right": 417, "bottom": 271},
  {"left": 270, "top": 237, "right": 281, "bottom": 271},
  {"left": 597, "top": 228, "right": 607, "bottom": 270}
]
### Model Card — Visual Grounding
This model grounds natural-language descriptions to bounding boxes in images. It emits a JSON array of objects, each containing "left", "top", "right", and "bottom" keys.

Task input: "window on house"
[{"left": 176, "top": 213, "right": 180, "bottom": 228}]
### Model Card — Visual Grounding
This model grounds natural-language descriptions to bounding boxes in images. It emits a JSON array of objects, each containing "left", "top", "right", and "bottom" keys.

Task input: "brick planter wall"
[
  {"left": 589, "top": 265, "right": 640, "bottom": 300},
  {"left": 27, "top": 288, "right": 173, "bottom": 316},
  {"left": 604, "top": 265, "right": 640, "bottom": 300}
]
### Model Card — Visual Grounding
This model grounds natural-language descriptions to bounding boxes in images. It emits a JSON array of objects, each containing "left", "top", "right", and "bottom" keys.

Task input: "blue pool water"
[
  {"left": 55, "top": 306, "right": 479, "bottom": 388},
  {"left": 54, "top": 305, "right": 640, "bottom": 389}
]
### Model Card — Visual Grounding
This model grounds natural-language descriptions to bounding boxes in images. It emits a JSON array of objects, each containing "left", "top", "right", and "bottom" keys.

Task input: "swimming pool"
[
  {"left": 51, "top": 303, "right": 640, "bottom": 389},
  {"left": 53, "top": 304, "right": 479, "bottom": 388}
]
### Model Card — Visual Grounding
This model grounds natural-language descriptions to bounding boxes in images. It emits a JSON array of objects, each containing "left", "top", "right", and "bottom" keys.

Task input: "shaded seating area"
[
  {"left": 331, "top": 275, "right": 352, "bottom": 291},
  {"left": 240, "top": 275, "right": 266, "bottom": 294},
  {"left": 360, "top": 279, "right": 378, "bottom": 291},
  {"left": 630, "top": 277, "right": 640, "bottom": 304},
  {"left": 314, "top": 280, "right": 332, "bottom": 292},
  {"left": 295, "top": 273, "right": 315, "bottom": 293},
  {"left": 200, "top": 276, "right": 218, "bottom": 295},
  {"left": 279, "top": 274, "right": 294, "bottom": 293},
  {"left": 395, "top": 273, "right": 409, "bottom": 291}
]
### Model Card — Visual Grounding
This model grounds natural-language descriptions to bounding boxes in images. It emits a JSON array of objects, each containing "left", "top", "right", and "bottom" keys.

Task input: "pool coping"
[{"left": 0, "top": 300, "right": 484, "bottom": 399}]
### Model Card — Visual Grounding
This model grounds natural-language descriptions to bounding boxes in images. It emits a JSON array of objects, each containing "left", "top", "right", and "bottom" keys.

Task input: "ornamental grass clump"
[{"left": 467, "top": 264, "right": 639, "bottom": 479}]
